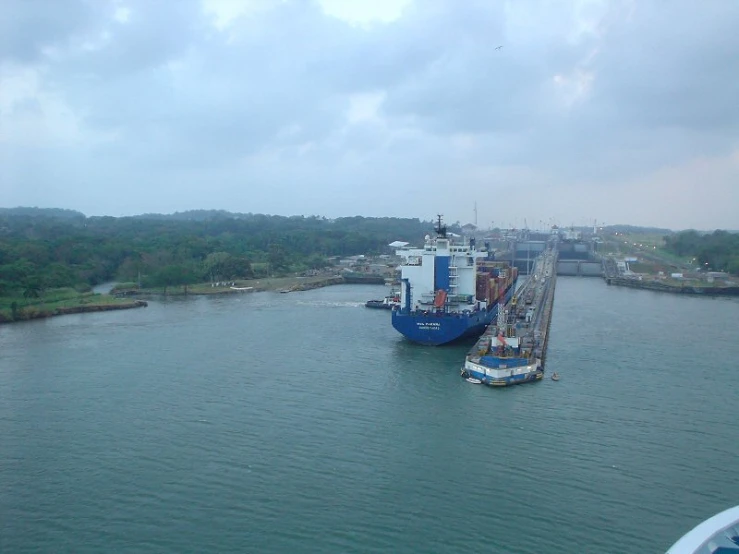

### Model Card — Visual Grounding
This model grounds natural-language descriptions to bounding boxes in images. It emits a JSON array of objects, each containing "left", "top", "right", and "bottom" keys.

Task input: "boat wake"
[{"left": 295, "top": 300, "right": 365, "bottom": 308}]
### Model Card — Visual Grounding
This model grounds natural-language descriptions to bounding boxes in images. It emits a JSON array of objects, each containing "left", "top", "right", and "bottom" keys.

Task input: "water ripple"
[{"left": 1, "top": 282, "right": 738, "bottom": 553}]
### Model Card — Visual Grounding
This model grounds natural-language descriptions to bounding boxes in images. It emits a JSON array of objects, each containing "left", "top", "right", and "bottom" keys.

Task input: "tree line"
[
  {"left": 0, "top": 209, "right": 437, "bottom": 295},
  {"left": 663, "top": 230, "right": 739, "bottom": 274}
]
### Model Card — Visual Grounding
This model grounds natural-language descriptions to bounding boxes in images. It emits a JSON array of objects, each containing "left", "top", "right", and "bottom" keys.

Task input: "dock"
[{"left": 461, "top": 248, "right": 558, "bottom": 386}]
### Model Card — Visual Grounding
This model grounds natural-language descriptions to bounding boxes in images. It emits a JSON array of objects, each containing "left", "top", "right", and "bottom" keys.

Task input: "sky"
[{"left": 1, "top": 0, "right": 737, "bottom": 230}]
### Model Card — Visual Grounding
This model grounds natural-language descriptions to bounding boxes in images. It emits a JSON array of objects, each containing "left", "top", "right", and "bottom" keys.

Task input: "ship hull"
[
  {"left": 392, "top": 285, "right": 514, "bottom": 346},
  {"left": 463, "top": 363, "right": 543, "bottom": 387},
  {"left": 391, "top": 308, "right": 494, "bottom": 345}
]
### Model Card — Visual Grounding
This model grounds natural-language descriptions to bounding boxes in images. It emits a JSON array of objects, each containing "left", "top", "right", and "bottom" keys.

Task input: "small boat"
[
  {"left": 551, "top": 372, "right": 560, "bottom": 381},
  {"left": 365, "top": 292, "right": 400, "bottom": 310},
  {"left": 465, "top": 377, "right": 483, "bottom": 384}
]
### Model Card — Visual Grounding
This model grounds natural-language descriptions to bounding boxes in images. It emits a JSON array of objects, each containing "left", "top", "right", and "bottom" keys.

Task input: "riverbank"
[
  {"left": 605, "top": 276, "right": 739, "bottom": 296},
  {"left": 0, "top": 274, "right": 378, "bottom": 324},
  {"left": 0, "top": 294, "right": 148, "bottom": 324},
  {"left": 112, "top": 274, "right": 368, "bottom": 297}
]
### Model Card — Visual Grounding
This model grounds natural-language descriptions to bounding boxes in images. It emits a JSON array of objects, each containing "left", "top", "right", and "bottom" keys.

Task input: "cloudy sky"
[{"left": 1, "top": 0, "right": 737, "bottom": 230}]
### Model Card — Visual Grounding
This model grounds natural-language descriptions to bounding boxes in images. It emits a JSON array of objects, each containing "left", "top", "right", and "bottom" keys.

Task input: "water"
[{"left": 1, "top": 279, "right": 738, "bottom": 553}]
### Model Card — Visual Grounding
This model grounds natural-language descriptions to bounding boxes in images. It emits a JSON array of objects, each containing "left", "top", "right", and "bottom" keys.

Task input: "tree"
[
  {"left": 22, "top": 279, "right": 43, "bottom": 304},
  {"left": 146, "top": 264, "right": 196, "bottom": 294},
  {"left": 222, "top": 256, "right": 253, "bottom": 279},
  {"left": 203, "top": 252, "right": 232, "bottom": 283},
  {"left": 306, "top": 254, "right": 330, "bottom": 269},
  {"left": 267, "top": 243, "right": 289, "bottom": 275},
  {"left": 0, "top": 210, "right": 436, "bottom": 295}
]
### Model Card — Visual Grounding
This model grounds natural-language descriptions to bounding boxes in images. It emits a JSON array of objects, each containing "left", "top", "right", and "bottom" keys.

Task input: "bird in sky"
[{"left": 495, "top": 45, "right": 503, "bottom": 50}]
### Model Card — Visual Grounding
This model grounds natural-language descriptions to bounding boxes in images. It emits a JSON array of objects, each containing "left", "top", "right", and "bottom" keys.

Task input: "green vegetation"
[
  {"left": 0, "top": 208, "right": 435, "bottom": 320},
  {"left": 0, "top": 287, "right": 142, "bottom": 322},
  {"left": 664, "top": 230, "right": 739, "bottom": 274},
  {"left": 600, "top": 227, "right": 739, "bottom": 277}
]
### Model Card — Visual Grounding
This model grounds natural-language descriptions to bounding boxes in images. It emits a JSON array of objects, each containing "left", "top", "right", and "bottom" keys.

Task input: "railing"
[{"left": 666, "top": 505, "right": 739, "bottom": 553}]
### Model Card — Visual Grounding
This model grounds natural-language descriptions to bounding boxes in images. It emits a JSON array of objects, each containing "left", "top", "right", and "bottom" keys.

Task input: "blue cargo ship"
[{"left": 391, "top": 217, "right": 518, "bottom": 346}]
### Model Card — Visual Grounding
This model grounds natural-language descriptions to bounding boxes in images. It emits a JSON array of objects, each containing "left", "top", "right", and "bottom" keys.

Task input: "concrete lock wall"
[
  {"left": 515, "top": 242, "right": 547, "bottom": 255},
  {"left": 557, "top": 261, "right": 579, "bottom": 275},
  {"left": 556, "top": 261, "right": 603, "bottom": 276},
  {"left": 580, "top": 262, "right": 603, "bottom": 276}
]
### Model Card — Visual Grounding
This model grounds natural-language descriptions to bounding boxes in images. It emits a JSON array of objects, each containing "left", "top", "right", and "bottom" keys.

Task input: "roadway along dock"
[{"left": 461, "top": 248, "right": 558, "bottom": 386}]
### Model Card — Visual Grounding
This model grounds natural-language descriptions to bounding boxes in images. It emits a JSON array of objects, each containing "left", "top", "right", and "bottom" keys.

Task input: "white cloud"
[
  {"left": 0, "top": 64, "right": 84, "bottom": 146},
  {"left": 318, "top": 0, "right": 411, "bottom": 25},
  {"left": 0, "top": 0, "right": 737, "bottom": 229},
  {"left": 347, "top": 92, "right": 385, "bottom": 124},
  {"left": 113, "top": 6, "right": 131, "bottom": 23}
]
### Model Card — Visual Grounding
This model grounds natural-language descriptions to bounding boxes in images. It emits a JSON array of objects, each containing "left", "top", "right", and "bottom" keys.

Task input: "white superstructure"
[{"left": 395, "top": 231, "right": 488, "bottom": 313}]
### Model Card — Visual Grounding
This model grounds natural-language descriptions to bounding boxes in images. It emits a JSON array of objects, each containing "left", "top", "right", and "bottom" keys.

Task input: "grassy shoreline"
[
  {"left": 0, "top": 290, "right": 148, "bottom": 324},
  {"left": 110, "top": 273, "right": 381, "bottom": 297},
  {"left": 0, "top": 273, "right": 384, "bottom": 324}
]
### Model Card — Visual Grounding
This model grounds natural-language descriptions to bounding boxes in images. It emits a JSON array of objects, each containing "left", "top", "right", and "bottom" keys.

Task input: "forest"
[
  {"left": 663, "top": 230, "right": 739, "bottom": 274},
  {"left": 0, "top": 208, "right": 439, "bottom": 296}
]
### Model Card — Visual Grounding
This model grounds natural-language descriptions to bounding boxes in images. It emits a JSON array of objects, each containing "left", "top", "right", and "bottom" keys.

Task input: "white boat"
[
  {"left": 666, "top": 504, "right": 739, "bottom": 553},
  {"left": 551, "top": 372, "right": 560, "bottom": 381},
  {"left": 465, "top": 377, "right": 483, "bottom": 384}
]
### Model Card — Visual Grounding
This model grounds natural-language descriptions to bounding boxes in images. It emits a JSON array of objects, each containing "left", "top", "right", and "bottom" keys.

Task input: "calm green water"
[{"left": 1, "top": 279, "right": 738, "bottom": 553}]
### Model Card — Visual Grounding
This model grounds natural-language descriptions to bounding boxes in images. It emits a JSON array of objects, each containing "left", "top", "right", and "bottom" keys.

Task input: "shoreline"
[
  {"left": 605, "top": 277, "right": 739, "bottom": 296},
  {"left": 112, "top": 274, "right": 385, "bottom": 297},
  {"left": 0, "top": 274, "right": 386, "bottom": 325},
  {"left": 0, "top": 299, "right": 148, "bottom": 324}
]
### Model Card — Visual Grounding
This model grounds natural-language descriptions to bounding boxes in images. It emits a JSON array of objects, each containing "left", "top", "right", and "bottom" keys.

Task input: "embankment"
[
  {"left": 605, "top": 277, "right": 739, "bottom": 296},
  {"left": 0, "top": 299, "right": 148, "bottom": 324},
  {"left": 113, "top": 273, "right": 377, "bottom": 296}
]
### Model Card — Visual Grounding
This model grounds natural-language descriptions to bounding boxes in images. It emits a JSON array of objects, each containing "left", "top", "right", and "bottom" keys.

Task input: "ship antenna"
[{"left": 435, "top": 214, "right": 447, "bottom": 238}]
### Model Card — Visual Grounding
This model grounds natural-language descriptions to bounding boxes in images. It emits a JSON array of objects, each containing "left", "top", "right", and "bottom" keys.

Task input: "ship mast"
[{"left": 434, "top": 214, "right": 447, "bottom": 238}]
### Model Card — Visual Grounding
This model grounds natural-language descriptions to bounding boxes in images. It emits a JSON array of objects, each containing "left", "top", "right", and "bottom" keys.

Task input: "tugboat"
[{"left": 365, "top": 292, "right": 400, "bottom": 310}]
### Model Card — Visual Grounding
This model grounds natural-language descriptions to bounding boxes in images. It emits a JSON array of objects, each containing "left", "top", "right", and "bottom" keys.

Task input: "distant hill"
[
  {"left": 603, "top": 224, "right": 674, "bottom": 235},
  {"left": 0, "top": 207, "right": 86, "bottom": 220},
  {"left": 132, "top": 209, "right": 242, "bottom": 221}
]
